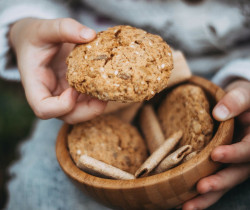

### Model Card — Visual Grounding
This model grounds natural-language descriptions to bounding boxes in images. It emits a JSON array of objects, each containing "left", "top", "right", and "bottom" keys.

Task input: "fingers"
[
  {"left": 182, "top": 191, "right": 225, "bottom": 210},
  {"left": 237, "top": 110, "right": 250, "bottom": 126},
  {"left": 211, "top": 133, "right": 250, "bottom": 163},
  {"left": 25, "top": 75, "right": 106, "bottom": 123},
  {"left": 35, "top": 18, "right": 96, "bottom": 44},
  {"left": 25, "top": 78, "right": 79, "bottom": 119},
  {"left": 213, "top": 80, "right": 250, "bottom": 121},
  {"left": 197, "top": 163, "right": 250, "bottom": 194},
  {"left": 244, "top": 126, "right": 250, "bottom": 136},
  {"left": 183, "top": 163, "right": 250, "bottom": 210},
  {"left": 60, "top": 98, "right": 107, "bottom": 124}
]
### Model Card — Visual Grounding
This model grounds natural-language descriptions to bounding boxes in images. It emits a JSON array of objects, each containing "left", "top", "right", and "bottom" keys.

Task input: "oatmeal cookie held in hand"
[{"left": 66, "top": 25, "right": 173, "bottom": 102}]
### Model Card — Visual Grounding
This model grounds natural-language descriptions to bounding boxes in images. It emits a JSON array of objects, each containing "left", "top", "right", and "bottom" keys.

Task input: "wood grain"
[{"left": 56, "top": 76, "right": 234, "bottom": 210}]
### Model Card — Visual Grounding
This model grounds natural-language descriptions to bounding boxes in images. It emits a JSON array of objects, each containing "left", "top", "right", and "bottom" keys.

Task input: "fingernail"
[
  {"left": 80, "top": 28, "right": 96, "bottom": 40},
  {"left": 214, "top": 104, "right": 230, "bottom": 120}
]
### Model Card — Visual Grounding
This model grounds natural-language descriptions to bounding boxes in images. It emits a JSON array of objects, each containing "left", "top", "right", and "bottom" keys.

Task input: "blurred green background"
[{"left": 0, "top": 79, "right": 35, "bottom": 209}]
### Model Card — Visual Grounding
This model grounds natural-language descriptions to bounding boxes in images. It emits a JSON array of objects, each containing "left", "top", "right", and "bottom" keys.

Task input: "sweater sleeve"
[
  {"left": 212, "top": 58, "right": 250, "bottom": 88},
  {"left": 0, "top": 0, "right": 71, "bottom": 81}
]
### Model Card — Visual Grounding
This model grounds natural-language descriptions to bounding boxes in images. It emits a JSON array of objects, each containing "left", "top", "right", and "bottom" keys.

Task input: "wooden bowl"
[{"left": 56, "top": 76, "right": 234, "bottom": 210}]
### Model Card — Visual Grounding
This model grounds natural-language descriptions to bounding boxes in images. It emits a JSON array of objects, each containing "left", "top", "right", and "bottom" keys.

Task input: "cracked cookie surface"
[
  {"left": 66, "top": 25, "right": 173, "bottom": 102},
  {"left": 67, "top": 115, "right": 148, "bottom": 174},
  {"left": 158, "top": 84, "right": 214, "bottom": 151}
]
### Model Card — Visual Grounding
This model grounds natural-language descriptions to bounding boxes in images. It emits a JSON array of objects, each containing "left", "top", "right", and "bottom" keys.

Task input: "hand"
[
  {"left": 182, "top": 79, "right": 250, "bottom": 210},
  {"left": 9, "top": 18, "right": 106, "bottom": 124}
]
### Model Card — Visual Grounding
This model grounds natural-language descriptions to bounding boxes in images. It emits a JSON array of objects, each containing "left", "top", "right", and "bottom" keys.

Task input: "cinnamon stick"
[
  {"left": 154, "top": 145, "right": 192, "bottom": 174},
  {"left": 135, "top": 131, "right": 183, "bottom": 178},
  {"left": 140, "top": 105, "right": 165, "bottom": 153},
  {"left": 77, "top": 155, "right": 135, "bottom": 180}
]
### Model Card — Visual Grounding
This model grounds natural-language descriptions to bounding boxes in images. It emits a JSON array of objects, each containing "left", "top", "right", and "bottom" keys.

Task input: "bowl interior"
[{"left": 56, "top": 76, "right": 234, "bottom": 208}]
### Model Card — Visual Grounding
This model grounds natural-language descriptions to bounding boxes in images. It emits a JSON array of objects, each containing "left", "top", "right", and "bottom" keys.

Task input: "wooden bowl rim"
[{"left": 56, "top": 76, "right": 234, "bottom": 190}]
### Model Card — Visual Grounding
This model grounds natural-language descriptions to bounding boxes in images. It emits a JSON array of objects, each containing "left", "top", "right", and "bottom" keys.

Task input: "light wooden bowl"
[{"left": 56, "top": 76, "right": 234, "bottom": 210}]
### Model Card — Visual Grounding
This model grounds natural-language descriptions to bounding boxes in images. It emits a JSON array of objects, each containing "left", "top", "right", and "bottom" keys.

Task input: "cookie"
[
  {"left": 68, "top": 115, "right": 148, "bottom": 174},
  {"left": 66, "top": 25, "right": 173, "bottom": 102},
  {"left": 158, "top": 84, "right": 214, "bottom": 151}
]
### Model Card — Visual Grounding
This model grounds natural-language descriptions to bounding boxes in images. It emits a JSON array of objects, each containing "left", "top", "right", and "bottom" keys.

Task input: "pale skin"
[
  {"left": 182, "top": 80, "right": 250, "bottom": 210},
  {"left": 9, "top": 18, "right": 107, "bottom": 124},
  {"left": 9, "top": 18, "right": 250, "bottom": 208}
]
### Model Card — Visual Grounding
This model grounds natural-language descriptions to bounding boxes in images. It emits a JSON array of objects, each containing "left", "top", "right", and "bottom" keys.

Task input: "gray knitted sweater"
[{"left": 0, "top": 0, "right": 250, "bottom": 209}]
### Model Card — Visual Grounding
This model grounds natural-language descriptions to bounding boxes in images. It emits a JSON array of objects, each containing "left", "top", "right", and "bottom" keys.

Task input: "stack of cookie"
[{"left": 66, "top": 25, "right": 214, "bottom": 180}]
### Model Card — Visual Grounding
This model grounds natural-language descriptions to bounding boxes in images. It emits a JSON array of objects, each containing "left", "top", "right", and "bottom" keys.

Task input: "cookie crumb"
[
  {"left": 76, "top": 149, "right": 81, "bottom": 155},
  {"left": 102, "top": 74, "right": 107, "bottom": 79}
]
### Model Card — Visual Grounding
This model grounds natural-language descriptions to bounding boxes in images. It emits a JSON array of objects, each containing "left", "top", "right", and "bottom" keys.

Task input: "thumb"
[
  {"left": 36, "top": 18, "right": 96, "bottom": 44},
  {"left": 213, "top": 80, "right": 250, "bottom": 121}
]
